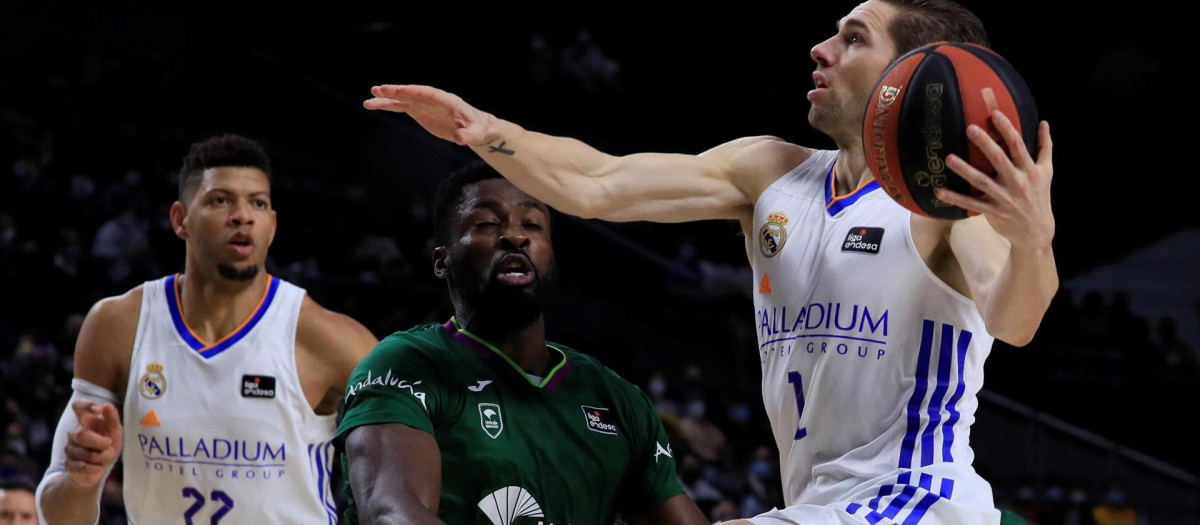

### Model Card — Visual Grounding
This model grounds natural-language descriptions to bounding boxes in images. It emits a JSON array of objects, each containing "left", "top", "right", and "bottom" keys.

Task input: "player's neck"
[
  {"left": 176, "top": 269, "right": 271, "bottom": 343},
  {"left": 834, "top": 148, "right": 873, "bottom": 196},
  {"left": 457, "top": 312, "right": 551, "bottom": 375}
]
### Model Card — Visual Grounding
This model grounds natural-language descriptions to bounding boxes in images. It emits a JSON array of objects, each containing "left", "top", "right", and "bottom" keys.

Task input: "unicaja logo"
[{"left": 477, "top": 486, "right": 544, "bottom": 525}]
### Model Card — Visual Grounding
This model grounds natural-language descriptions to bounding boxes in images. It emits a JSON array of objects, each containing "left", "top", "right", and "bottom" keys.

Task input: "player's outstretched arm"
[
  {"left": 941, "top": 110, "right": 1057, "bottom": 346},
  {"left": 344, "top": 423, "right": 445, "bottom": 525},
  {"left": 365, "top": 84, "right": 806, "bottom": 223}
]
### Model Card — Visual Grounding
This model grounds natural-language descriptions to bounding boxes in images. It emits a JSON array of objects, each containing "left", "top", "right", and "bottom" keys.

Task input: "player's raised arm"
[
  {"left": 942, "top": 113, "right": 1057, "bottom": 346},
  {"left": 344, "top": 423, "right": 444, "bottom": 525},
  {"left": 365, "top": 84, "right": 808, "bottom": 223}
]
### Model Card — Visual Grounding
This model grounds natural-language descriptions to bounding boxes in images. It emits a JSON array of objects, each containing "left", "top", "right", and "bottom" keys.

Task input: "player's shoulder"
[
  {"left": 74, "top": 283, "right": 148, "bottom": 389},
  {"left": 702, "top": 136, "right": 819, "bottom": 197},
  {"left": 84, "top": 284, "right": 146, "bottom": 331},
  {"left": 296, "top": 294, "right": 378, "bottom": 357},
  {"left": 703, "top": 136, "right": 814, "bottom": 164},
  {"left": 555, "top": 345, "right": 646, "bottom": 396},
  {"left": 366, "top": 322, "right": 452, "bottom": 361}
]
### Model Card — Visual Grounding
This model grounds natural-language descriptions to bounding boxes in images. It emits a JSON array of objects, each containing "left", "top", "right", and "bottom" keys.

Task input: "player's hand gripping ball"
[{"left": 863, "top": 41, "right": 1038, "bottom": 220}]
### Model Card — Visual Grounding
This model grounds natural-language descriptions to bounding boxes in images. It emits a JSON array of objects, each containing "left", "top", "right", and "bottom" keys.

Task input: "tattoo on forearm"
[{"left": 487, "top": 141, "right": 515, "bottom": 156}]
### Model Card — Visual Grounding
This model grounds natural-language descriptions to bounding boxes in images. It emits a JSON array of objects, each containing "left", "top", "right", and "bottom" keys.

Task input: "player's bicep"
[
  {"left": 344, "top": 423, "right": 441, "bottom": 519},
  {"left": 594, "top": 151, "right": 752, "bottom": 223}
]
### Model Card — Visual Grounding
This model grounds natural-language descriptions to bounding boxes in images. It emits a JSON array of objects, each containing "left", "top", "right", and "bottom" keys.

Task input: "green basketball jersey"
[{"left": 335, "top": 319, "right": 685, "bottom": 525}]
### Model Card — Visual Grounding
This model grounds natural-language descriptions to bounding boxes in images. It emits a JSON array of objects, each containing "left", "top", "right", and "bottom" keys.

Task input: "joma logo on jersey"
[
  {"left": 581, "top": 406, "right": 618, "bottom": 435},
  {"left": 479, "top": 403, "right": 504, "bottom": 439},
  {"left": 241, "top": 375, "right": 276, "bottom": 399}
]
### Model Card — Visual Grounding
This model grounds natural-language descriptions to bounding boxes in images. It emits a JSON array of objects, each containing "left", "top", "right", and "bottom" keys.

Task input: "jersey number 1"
[
  {"left": 788, "top": 371, "right": 808, "bottom": 440},
  {"left": 183, "top": 487, "right": 234, "bottom": 525}
]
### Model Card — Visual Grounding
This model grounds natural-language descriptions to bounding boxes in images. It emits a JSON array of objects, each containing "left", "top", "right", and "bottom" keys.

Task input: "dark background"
[{"left": 2, "top": 0, "right": 1195, "bottom": 522}]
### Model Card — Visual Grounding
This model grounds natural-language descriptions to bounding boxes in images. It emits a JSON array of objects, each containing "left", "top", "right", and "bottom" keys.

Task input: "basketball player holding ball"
[{"left": 365, "top": 1, "right": 1056, "bottom": 524}]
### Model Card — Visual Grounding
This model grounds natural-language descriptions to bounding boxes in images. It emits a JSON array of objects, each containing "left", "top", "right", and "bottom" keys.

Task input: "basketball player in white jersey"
[
  {"left": 35, "top": 135, "right": 378, "bottom": 525},
  {"left": 358, "top": 1, "right": 1057, "bottom": 524}
]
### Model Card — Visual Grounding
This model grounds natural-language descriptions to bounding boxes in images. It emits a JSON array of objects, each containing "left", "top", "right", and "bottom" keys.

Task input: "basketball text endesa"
[{"left": 915, "top": 84, "right": 953, "bottom": 209}]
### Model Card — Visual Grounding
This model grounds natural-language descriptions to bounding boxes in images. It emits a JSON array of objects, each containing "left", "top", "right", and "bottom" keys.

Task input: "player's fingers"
[
  {"left": 988, "top": 109, "right": 1035, "bottom": 174},
  {"left": 1036, "top": 121, "right": 1053, "bottom": 181},
  {"left": 945, "top": 154, "right": 1009, "bottom": 205},
  {"left": 363, "top": 98, "right": 411, "bottom": 112},
  {"left": 966, "top": 123, "right": 1018, "bottom": 185},
  {"left": 99, "top": 403, "right": 123, "bottom": 438},
  {"left": 69, "top": 426, "right": 114, "bottom": 450},
  {"left": 71, "top": 399, "right": 99, "bottom": 422},
  {"left": 935, "top": 188, "right": 1002, "bottom": 217},
  {"left": 65, "top": 443, "right": 110, "bottom": 464}
]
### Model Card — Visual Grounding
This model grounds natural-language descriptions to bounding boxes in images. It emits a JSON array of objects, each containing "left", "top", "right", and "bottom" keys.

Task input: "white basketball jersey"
[
  {"left": 122, "top": 275, "right": 338, "bottom": 525},
  {"left": 750, "top": 150, "right": 998, "bottom": 522}
]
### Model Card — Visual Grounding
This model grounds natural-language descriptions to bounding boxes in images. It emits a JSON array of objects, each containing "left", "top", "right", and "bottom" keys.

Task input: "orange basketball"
[{"left": 862, "top": 42, "right": 1038, "bottom": 220}]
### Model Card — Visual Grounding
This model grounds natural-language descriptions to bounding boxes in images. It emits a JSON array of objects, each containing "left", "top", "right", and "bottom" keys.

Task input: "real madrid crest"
[
  {"left": 139, "top": 362, "right": 167, "bottom": 400},
  {"left": 759, "top": 211, "right": 789, "bottom": 258}
]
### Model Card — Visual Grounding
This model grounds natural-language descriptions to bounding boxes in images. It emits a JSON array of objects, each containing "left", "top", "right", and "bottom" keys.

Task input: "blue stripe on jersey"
[
  {"left": 900, "top": 320, "right": 936, "bottom": 469},
  {"left": 882, "top": 485, "right": 918, "bottom": 519},
  {"left": 919, "top": 473, "right": 933, "bottom": 491},
  {"left": 322, "top": 443, "right": 338, "bottom": 521},
  {"left": 940, "top": 478, "right": 955, "bottom": 499},
  {"left": 921, "top": 323, "right": 956, "bottom": 466},
  {"left": 311, "top": 442, "right": 336, "bottom": 525},
  {"left": 902, "top": 493, "right": 941, "bottom": 525},
  {"left": 846, "top": 503, "right": 885, "bottom": 525},
  {"left": 868, "top": 484, "right": 892, "bottom": 510},
  {"left": 198, "top": 277, "right": 280, "bottom": 359},
  {"left": 942, "top": 329, "right": 973, "bottom": 462},
  {"left": 165, "top": 274, "right": 205, "bottom": 351}
]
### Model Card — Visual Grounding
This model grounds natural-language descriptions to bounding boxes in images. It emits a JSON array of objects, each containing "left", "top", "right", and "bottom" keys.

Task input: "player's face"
[
  {"left": 808, "top": 0, "right": 899, "bottom": 143},
  {"left": 443, "top": 178, "right": 556, "bottom": 325},
  {"left": 173, "top": 167, "right": 276, "bottom": 282},
  {"left": 0, "top": 489, "right": 38, "bottom": 525}
]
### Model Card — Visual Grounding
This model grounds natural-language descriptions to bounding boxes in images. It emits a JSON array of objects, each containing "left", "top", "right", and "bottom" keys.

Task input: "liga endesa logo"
[{"left": 841, "top": 227, "right": 884, "bottom": 254}]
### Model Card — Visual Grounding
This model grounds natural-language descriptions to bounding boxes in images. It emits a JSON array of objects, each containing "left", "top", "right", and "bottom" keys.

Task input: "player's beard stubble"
[
  {"left": 217, "top": 263, "right": 260, "bottom": 281},
  {"left": 453, "top": 256, "right": 557, "bottom": 332}
]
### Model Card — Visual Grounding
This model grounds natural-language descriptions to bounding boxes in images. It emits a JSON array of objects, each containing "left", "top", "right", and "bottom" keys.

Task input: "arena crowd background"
[{"left": 2, "top": 2, "right": 1196, "bottom": 523}]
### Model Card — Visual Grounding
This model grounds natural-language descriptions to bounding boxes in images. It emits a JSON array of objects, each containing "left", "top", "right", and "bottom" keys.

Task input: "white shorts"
[{"left": 746, "top": 498, "right": 1001, "bottom": 525}]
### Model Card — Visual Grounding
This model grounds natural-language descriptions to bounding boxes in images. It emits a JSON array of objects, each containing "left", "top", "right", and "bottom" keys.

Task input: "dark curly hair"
[{"left": 178, "top": 134, "right": 272, "bottom": 202}]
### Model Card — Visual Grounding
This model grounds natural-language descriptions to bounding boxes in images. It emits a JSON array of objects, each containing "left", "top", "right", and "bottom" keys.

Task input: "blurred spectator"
[
  {"left": 1064, "top": 480, "right": 1097, "bottom": 525},
  {"left": 0, "top": 477, "right": 39, "bottom": 525},
  {"left": 1092, "top": 482, "right": 1136, "bottom": 525}
]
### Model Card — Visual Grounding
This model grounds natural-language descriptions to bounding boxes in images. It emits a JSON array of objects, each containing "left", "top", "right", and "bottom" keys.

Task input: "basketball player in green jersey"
[{"left": 335, "top": 161, "right": 709, "bottom": 525}]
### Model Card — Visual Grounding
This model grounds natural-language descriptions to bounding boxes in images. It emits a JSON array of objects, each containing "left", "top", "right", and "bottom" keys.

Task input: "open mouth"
[
  {"left": 495, "top": 253, "right": 535, "bottom": 286},
  {"left": 227, "top": 233, "right": 254, "bottom": 256}
]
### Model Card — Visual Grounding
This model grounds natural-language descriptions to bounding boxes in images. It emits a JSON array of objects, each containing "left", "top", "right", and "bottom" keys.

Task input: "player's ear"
[
  {"left": 432, "top": 246, "right": 450, "bottom": 279},
  {"left": 170, "top": 201, "right": 188, "bottom": 240}
]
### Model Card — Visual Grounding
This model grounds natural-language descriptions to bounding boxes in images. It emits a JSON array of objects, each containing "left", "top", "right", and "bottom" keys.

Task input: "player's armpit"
[
  {"left": 344, "top": 423, "right": 445, "bottom": 525},
  {"left": 295, "top": 296, "right": 379, "bottom": 413}
]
